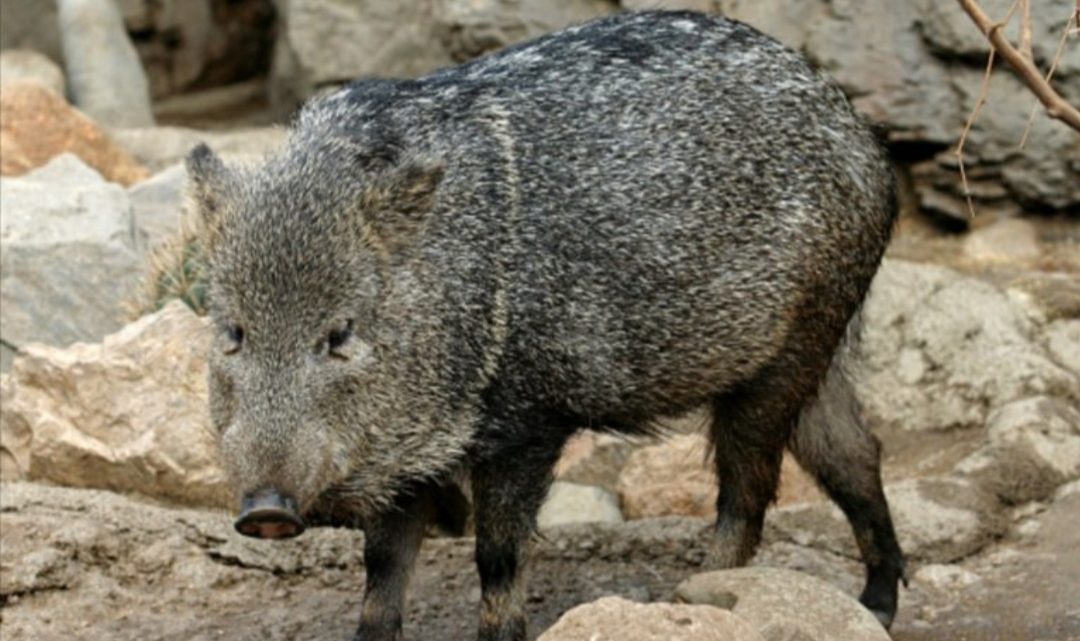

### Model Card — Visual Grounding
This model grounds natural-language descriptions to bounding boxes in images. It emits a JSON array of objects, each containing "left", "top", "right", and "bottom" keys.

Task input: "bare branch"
[
  {"left": 1019, "top": 9, "right": 1075, "bottom": 147},
  {"left": 1018, "top": 0, "right": 1034, "bottom": 62},
  {"left": 956, "top": 48, "right": 997, "bottom": 218},
  {"left": 956, "top": 0, "right": 1080, "bottom": 132}
]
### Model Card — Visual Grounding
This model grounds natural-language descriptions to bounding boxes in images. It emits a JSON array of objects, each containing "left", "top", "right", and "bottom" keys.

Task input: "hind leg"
[
  {"left": 790, "top": 362, "right": 906, "bottom": 628},
  {"left": 708, "top": 377, "right": 799, "bottom": 569}
]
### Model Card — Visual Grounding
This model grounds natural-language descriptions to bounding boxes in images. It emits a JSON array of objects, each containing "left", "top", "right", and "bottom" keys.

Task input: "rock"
[
  {"left": 676, "top": 567, "right": 890, "bottom": 641},
  {"left": 962, "top": 218, "right": 1042, "bottom": 264},
  {"left": 111, "top": 125, "right": 286, "bottom": 173},
  {"left": 555, "top": 432, "right": 635, "bottom": 491},
  {"left": 618, "top": 434, "right": 717, "bottom": 520},
  {"left": 536, "top": 596, "right": 766, "bottom": 641},
  {"left": 956, "top": 396, "right": 1080, "bottom": 504},
  {"left": 537, "top": 482, "right": 624, "bottom": 529},
  {"left": 436, "top": 0, "right": 615, "bottom": 61},
  {"left": 0, "top": 0, "right": 63, "bottom": 62},
  {"left": 128, "top": 163, "right": 187, "bottom": 252},
  {"left": 0, "top": 154, "right": 142, "bottom": 364},
  {"left": 58, "top": 0, "right": 155, "bottom": 127},
  {"left": 618, "top": 434, "right": 822, "bottom": 520},
  {"left": 913, "top": 563, "right": 981, "bottom": 592},
  {"left": 144, "top": 0, "right": 216, "bottom": 95},
  {"left": 1044, "top": 319, "right": 1080, "bottom": 376},
  {"left": 769, "top": 476, "right": 1006, "bottom": 563},
  {"left": 0, "top": 302, "right": 230, "bottom": 508},
  {"left": 0, "top": 81, "right": 150, "bottom": 185},
  {"left": 622, "top": 0, "right": 716, "bottom": 11},
  {"left": 718, "top": 0, "right": 1080, "bottom": 213},
  {"left": 271, "top": 0, "right": 456, "bottom": 107},
  {"left": 0, "top": 50, "right": 65, "bottom": 95},
  {"left": 855, "top": 260, "right": 1078, "bottom": 433},
  {"left": 626, "top": 0, "right": 717, "bottom": 8}
]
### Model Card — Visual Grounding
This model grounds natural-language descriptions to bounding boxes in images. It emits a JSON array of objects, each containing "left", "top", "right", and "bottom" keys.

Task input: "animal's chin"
[{"left": 304, "top": 477, "right": 396, "bottom": 526}]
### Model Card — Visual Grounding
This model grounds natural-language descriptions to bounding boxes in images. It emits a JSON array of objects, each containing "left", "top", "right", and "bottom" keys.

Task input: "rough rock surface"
[
  {"left": 0, "top": 302, "right": 228, "bottom": 507},
  {"left": 554, "top": 432, "right": 636, "bottom": 491},
  {"left": 718, "top": 0, "right": 1080, "bottom": 214},
  {"left": 128, "top": 162, "right": 187, "bottom": 252},
  {"left": 537, "top": 482, "right": 624, "bottom": 529},
  {"left": 0, "top": 0, "right": 63, "bottom": 62},
  {"left": 270, "top": 0, "right": 616, "bottom": 107},
  {"left": 436, "top": 0, "right": 616, "bottom": 62},
  {"left": 676, "top": 567, "right": 890, "bottom": 641},
  {"left": 536, "top": 596, "right": 766, "bottom": 641},
  {"left": 58, "top": 0, "right": 155, "bottom": 128},
  {"left": 769, "top": 476, "right": 1007, "bottom": 563},
  {"left": 0, "top": 155, "right": 142, "bottom": 366},
  {"left": 856, "top": 259, "right": 1078, "bottom": 433},
  {"left": 0, "top": 82, "right": 150, "bottom": 184},
  {"left": 111, "top": 125, "right": 286, "bottom": 172},
  {"left": 618, "top": 434, "right": 823, "bottom": 520},
  {"left": 0, "top": 50, "right": 66, "bottom": 96},
  {"left": 956, "top": 396, "right": 1080, "bottom": 504},
  {"left": 3, "top": 481, "right": 1079, "bottom": 640},
  {"left": 270, "top": 0, "right": 456, "bottom": 106}
]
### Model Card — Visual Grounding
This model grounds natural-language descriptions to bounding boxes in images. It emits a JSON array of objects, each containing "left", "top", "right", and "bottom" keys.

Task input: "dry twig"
[
  {"left": 1018, "top": 8, "right": 1077, "bottom": 147},
  {"left": 956, "top": 0, "right": 1080, "bottom": 131}
]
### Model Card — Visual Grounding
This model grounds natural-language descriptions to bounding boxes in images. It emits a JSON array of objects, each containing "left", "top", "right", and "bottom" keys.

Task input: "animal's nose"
[{"left": 234, "top": 488, "right": 306, "bottom": 539}]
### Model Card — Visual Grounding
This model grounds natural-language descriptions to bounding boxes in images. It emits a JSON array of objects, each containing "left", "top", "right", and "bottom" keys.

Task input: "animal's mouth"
[{"left": 234, "top": 488, "right": 307, "bottom": 540}]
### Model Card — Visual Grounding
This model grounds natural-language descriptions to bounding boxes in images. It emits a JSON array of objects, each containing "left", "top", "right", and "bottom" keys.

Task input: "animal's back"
[
  {"left": 298, "top": 11, "right": 895, "bottom": 423},
  {"left": 411, "top": 11, "right": 896, "bottom": 421}
]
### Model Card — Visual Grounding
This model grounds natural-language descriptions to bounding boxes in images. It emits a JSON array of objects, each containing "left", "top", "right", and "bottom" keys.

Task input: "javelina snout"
[{"left": 235, "top": 488, "right": 306, "bottom": 539}]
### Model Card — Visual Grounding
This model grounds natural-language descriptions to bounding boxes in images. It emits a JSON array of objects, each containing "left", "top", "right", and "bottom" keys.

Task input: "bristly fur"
[{"left": 188, "top": 11, "right": 904, "bottom": 640}]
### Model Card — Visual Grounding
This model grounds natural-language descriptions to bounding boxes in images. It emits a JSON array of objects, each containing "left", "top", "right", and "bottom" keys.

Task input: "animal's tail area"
[{"left": 788, "top": 310, "right": 909, "bottom": 586}]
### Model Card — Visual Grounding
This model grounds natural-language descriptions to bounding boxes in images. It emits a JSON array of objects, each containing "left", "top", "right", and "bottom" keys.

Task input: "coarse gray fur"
[{"left": 187, "top": 10, "right": 905, "bottom": 641}]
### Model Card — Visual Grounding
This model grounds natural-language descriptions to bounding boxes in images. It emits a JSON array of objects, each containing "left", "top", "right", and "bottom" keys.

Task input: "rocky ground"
[
  {"left": 2, "top": 479, "right": 1079, "bottom": 640},
  {"left": 2, "top": 0, "right": 1080, "bottom": 639}
]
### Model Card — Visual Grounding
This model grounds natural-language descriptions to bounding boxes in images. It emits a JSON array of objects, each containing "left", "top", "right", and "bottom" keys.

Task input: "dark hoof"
[{"left": 235, "top": 488, "right": 306, "bottom": 539}]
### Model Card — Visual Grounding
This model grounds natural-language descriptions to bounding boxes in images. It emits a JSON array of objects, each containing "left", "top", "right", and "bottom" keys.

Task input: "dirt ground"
[{"left": 2, "top": 480, "right": 1079, "bottom": 641}]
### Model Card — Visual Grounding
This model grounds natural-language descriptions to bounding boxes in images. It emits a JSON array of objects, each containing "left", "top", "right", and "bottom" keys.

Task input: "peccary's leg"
[
  {"left": 707, "top": 378, "right": 795, "bottom": 569},
  {"left": 353, "top": 489, "right": 433, "bottom": 641},
  {"left": 471, "top": 441, "right": 563, "bottom": 641},
  {"left": 790, "top": 360, "right": 905, "bottom": 629}
]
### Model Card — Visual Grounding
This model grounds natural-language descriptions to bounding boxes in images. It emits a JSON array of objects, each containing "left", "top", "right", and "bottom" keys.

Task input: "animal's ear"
[
  {"left": 185, "top": 143, "right": 232, "bottom": 240},
  {"left": 359, "top": 157, "right": 444, "bottom": 252}
]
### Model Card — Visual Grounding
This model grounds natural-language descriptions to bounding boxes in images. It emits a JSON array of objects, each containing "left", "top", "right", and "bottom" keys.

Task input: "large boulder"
[
  {"left": 717, "top": 0, "right": 1079, "bottom": 214},
  {"left": 435, "top": 0, "right": 615, "bottom": 61},
  {"left": 956, "top": 396, "right": 1080, "bottom": 504},
  {"left": 0, "top": 154, "right": 142, "bottom": 367},
  {"left": 0, "top": 82, "right": 149, "bottom": 185},
  {"left": 0, "top": 302, "right": 229, "bottom": 508},
  {"left": 855, "top": 259, "right": 1078, "bottom": 433},
  {"left": 128, "top": 162, "right": 187, "bottom": 252},
  {"left": 536, "top": 596, "right": 766, "bottom": 641},
  {"left": 58, "top": 0, "right": 155, "bottom": 127},
  {"left": 0, "top": 0, "right": 63, "bottom": 62},
  {"left": 769, "top": 475, "right": 1007, "bottom": 563},
  {"left": 270, "top": 0, "right": 456, "bottom": 107},
  {"left": 676, "top": 567, "right": 890, "bottom": 641},
  {"left": 537, "top": 481, "right": 624, "bottom": 529},
  {"left": 0, "top": 50, "right": 66, "bottom": 96},
  {"left": 617, "top": 434, "right": 822, "bottom": 520},
  {"left": 110, "top": 125, "right": 286, "bottom": 173},
  {"left": 270, "top": 0, "right": 616, "bottom": 108}
]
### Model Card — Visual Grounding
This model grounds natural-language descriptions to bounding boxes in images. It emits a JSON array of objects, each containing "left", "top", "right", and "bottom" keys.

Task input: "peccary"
[{"left": 187, "top": 10, "right": 905, "bottom": 641}]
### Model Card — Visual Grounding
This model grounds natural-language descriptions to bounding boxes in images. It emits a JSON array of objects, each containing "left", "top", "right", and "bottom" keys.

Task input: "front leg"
[
  {"left": 353, "top": 488, "right": 433, "bottom": 641},
  {"left": 472, "top": 443, "right": 563, "bottom": 641}
]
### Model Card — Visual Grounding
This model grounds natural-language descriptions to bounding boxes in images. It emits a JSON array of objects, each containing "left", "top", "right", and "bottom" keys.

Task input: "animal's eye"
[
  {"left": 224, "top": 324, "right": 244, "bottom": 354},
  {"left": 327, "top": 320, "right": 354, "bottom": 353}
]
